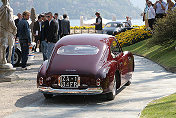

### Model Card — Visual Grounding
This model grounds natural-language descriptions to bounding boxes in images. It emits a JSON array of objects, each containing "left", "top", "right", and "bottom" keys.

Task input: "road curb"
[{"left": 133, "top": 54, "right": 176, "bottom": 74}]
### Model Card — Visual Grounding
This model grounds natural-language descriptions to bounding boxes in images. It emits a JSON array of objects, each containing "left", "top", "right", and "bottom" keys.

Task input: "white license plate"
[{"left": 59, "top": 75, "right": 80, "bottom": 88}]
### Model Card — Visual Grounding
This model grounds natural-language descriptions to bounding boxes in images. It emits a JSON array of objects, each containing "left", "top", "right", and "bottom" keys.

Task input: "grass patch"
[
  {"left": 124, "top": 39, "right": 176, "bottom": 117},
  {"left": 123, "top": 39, "right": 176, "bottom": 71},
  {"left": 140, "top": 93, "right": 176, "bottom": 118}
]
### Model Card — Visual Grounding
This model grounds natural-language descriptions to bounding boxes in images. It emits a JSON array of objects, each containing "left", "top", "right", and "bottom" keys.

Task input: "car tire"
[
  {"left": 124, "top": 80, "right": 131, "bottom": 86},
  {"left": 106, "top": 75, "right": 117, "bottom": 100},
  {"left": 13, "top": 49, "right": 21, "bottom": 67},
  {"left": 43, "top": 93, "right": 53, "bottom": 99}
]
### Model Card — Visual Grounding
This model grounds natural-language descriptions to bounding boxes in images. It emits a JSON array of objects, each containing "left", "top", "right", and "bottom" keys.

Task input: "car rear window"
[
  {"left": 57, "top": 45, "right": 99, "bottom": 55},
  {"left": 105, "top": 22, "right": 122, "bottom": 28}
]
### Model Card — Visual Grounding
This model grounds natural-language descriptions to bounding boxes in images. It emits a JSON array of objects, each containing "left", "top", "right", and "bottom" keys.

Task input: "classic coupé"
[{"left": 37, "top": 34, "right": 134, "bottom": 100}]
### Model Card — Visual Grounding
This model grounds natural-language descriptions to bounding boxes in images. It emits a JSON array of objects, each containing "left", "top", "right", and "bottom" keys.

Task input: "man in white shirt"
[{"left": 147, "top": 1, "right": 156, "bottom": 30}]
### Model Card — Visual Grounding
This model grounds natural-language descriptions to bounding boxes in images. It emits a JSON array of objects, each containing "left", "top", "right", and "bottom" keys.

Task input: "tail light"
[
  {"left": 29, "top": 45, "right": 33, "bottom": 50},
  {"left": 39, "top": 77, "right": 44, "bottom": 85},
  {"left": 96, "top": 79, "right": 101, "bottom": 86},
  {"left": 58, "top": 76, "right": 61, "bottom": 86}
]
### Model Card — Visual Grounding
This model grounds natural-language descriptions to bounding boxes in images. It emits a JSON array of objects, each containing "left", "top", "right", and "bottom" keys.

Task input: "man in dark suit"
[
  {"left": 18, "top": 11, "right": 31, "bottom": 69},
  {"left": 14, "top": 13, "right": 22, "bottom": 39},
  {"left": 40, "top": 13, "right": 48, "bottom": 61},
  {"left": 33, "top": 15, "right": 43, "bottom": 52},
  {"left": 54, "top": 13, "right": 62, "bottom": 40},
  {"left": 44, "top": 12, "right": 58, "bottom": 59},
  {"left": 61, "top": 14, "right": 70, "bottom": 38}
]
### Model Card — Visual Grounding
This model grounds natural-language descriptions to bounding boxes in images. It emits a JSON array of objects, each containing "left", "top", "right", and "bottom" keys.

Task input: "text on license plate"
[{"left": 59, "top": 75, "right": 80, "bottom": 88}]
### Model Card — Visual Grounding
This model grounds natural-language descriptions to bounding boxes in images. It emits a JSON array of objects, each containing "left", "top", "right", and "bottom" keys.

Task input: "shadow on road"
[
  {"left": 15, "top": 92, "right": 43, "bottom": 108},
  {"left": 15, "top": 86, "right": 126, "bottom": 108},
  {"left": 43, "top": 86, "right": 126, "bottom": 105}
]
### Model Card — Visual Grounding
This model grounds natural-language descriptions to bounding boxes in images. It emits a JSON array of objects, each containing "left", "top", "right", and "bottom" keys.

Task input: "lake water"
[{"left": 70, "top": 19, "right": 144, "bottom": 26}]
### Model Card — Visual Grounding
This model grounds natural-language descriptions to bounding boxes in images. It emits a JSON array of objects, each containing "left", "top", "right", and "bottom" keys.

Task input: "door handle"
[
  {"left": 128, "top": 57, "right": 131, "bottom": 61},
  {"left": 120, "top": 62, "right": 123, "bottom": 65}
]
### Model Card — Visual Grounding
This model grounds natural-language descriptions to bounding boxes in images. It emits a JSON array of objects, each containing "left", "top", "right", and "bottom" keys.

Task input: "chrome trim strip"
[{"left": 38, "top": 86, "right": 103, "bottom": 95}]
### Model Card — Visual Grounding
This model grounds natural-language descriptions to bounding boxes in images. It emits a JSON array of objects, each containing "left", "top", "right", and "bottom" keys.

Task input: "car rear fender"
[
  {"left": 96, "top": 61, "right": 117, "bottom": 78},
  {"left": 38, "top": 60, "right": 48, "bottom": 78},
  {"left": 96, "top": 60, "right": 117, "bottom": 92}
]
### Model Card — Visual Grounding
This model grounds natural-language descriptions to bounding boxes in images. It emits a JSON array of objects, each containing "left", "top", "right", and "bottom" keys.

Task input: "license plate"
[{"left": 59, "top": 75, "right": 80, "bottom": 88}]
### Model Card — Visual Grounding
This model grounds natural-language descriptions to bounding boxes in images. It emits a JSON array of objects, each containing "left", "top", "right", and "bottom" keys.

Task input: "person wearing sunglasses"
[{"left": 44, "top": 12, "right": 58, "bottom": 59}]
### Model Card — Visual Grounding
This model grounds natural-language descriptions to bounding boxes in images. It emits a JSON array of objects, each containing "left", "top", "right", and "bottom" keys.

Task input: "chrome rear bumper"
[{"left": 38, "top": 86, "right": 103, "bottom": 95}]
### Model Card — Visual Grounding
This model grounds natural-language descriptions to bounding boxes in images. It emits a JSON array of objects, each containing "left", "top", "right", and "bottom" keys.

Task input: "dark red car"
[{"left": 37, "top": 34, "right": 134, "bottom": 100}]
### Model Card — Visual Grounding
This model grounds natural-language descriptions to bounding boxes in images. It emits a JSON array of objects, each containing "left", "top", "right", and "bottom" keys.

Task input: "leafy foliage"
[{"left": 151, "top": 9, "right": 176, "bottom": 45}]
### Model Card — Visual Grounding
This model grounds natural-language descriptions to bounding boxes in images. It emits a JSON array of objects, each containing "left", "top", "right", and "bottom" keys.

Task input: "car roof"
[
  {"left": 106, "top": 21, "right": 122, "bottom": 24},
  {"left": 56, "top": 34, "right": 115, "bottom": 48}
]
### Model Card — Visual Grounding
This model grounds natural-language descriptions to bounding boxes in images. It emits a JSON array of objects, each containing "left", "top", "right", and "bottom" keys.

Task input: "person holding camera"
[{"left": 154, "top": 0, "right": 167, "bottom": 18}]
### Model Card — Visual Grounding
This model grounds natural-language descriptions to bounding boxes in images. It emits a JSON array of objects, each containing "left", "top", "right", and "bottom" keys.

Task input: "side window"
[{"left": 110, "top": 40, "right": 121, "bottom": 57}]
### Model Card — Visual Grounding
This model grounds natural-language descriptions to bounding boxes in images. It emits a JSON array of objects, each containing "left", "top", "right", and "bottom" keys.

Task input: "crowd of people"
[
  {"left": 13, "top": 9, "right": 136, "bottom": 70},
  {"left": 11, "top": 9, "right": 105, "bottom": 70},
  {"left": 143, "top": 0, "right": 176, "bottom": 30},
  {"left": 14, "top": 11, "right": 70, "bottom": 70}
]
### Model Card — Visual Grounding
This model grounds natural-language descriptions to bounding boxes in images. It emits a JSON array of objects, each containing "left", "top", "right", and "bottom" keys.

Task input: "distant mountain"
[{"left": 9, "top": 0, "right": 142, "bottom": 19}]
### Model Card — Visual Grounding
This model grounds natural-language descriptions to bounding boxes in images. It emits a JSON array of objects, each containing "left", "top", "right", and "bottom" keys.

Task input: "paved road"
[{"left": 4, "top": 55, "right": 176, "bottom": 118}]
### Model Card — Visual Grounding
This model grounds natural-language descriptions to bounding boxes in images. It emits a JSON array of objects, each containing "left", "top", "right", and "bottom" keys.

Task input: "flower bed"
[
  {"left": 115, "top": 25, "right": 152, "bottom": 47},
  {"left": 70, "top": 26, "right": 95, "bottom": 29}
]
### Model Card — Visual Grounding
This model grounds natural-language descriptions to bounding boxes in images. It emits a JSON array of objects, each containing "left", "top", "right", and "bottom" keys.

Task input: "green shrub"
[{"left": 151, "top": 9, "right": 176, "bottom": 45}]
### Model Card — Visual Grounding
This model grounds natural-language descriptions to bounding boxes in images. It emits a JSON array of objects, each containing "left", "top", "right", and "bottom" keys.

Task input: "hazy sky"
[{"left": 0, "top": 0, "right": 171, "bottom": 11}]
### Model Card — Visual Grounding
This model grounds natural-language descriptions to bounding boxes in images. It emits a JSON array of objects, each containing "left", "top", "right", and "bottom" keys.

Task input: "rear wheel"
[
  {"left": 43, "top": 93, "right": 53, "bottom": 99},
  {"left": 106, "top": 75, "right": 117, "bottom": 100}
]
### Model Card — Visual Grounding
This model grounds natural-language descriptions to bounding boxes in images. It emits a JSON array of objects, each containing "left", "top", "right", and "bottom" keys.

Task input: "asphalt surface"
[{"left": 1, "top": 53, "right": 176, "bottom": 118}]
